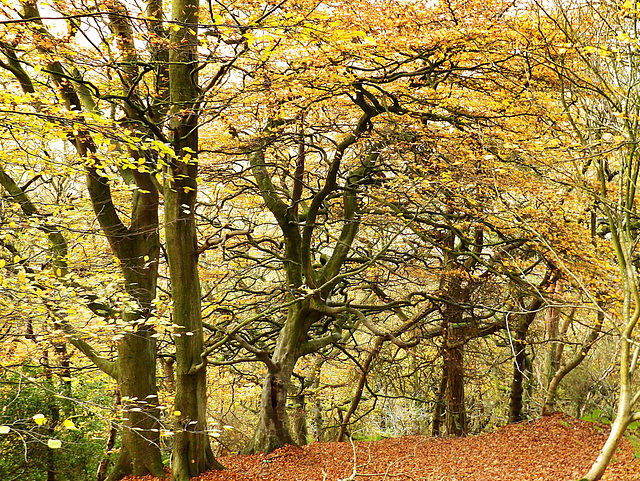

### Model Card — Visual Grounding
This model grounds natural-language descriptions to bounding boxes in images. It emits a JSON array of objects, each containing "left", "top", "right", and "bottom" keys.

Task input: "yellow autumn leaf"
[
  {"left": 47, "top": 439, "right": 62, "bottom": 449},
  {"left": 63, "top": 419, "right": 78, "bottom": 430},
  {"left": 33, "top": 414, "right": 47, "bottom": 425},
  {"left": 0, "top": 425, "right": 10, "bottom": 434}
]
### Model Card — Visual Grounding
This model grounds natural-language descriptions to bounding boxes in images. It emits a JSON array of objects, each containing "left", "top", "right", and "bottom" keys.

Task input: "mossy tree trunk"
[
  {"left": 243, "top": 302, "right": 322, "bottom": 453},
  {"left": 85, "top": 155, "right": 165, "bottom": 481},
  {"left": 439, "top": 240, "right": 470, "bottom": 437},
  {"left": 3, "top": 5, "right": 166, "bottom": 477},
  {"left": 165, "top": 0, "right": 223, "bottom": 477},
  {"left": 242, "top": 116, "right": 379, "bottom": 453}
]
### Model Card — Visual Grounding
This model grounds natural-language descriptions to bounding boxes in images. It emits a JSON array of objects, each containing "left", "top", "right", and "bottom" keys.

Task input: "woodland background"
[{"left": 2, "top": 0, "right": 640, "bottom": 480}]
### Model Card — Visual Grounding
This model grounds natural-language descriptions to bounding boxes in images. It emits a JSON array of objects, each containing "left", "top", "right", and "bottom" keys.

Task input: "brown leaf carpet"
[{"left": 124, "top": 414, "right": 640, "bottom": 481}]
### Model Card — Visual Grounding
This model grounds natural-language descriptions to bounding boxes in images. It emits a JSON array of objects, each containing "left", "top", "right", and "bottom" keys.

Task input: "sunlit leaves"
[
  {"left": 63, "top": 419, "right": 78, "bottom": 430},
  {"left": 33, "top": 414, "right": 47, "bottom": 425},
  {"left": 47, "top": 439, "right": 62, "bottom": 449}
]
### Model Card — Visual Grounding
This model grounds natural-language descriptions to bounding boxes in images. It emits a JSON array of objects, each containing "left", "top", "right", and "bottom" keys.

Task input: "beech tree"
[
  {"left": 0, "top": 0, "right": 247, "bottom": 477},
  {"left": 0, "top": 2, "right": 166, "bottom": 478},
  {"left": 1, "top": 0, "right": 632, "bottom": 477},
  {"left": 537, "top": 0, "right": 640, "bottom": 478},
  {"left": 195, "top": 0, "right": 583, "bottom": 448}
]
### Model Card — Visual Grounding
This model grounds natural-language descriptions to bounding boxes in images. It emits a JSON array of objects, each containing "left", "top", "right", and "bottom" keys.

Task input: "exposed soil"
[{"left": 124, "top": 414, "right": 640, "bottom": 481}]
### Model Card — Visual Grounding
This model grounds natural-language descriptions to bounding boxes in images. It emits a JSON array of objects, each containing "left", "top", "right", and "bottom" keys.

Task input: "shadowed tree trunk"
[
  {"left": 443, "top": 334, "right": 467, "bottom": 436},
  {"left": 509, "top": 298, "right": 543, "bottom": 423},
  {"left": 439, "top": 237, "right": 470, "bottom": 437},
  {"left": 432, "top": 359, "right": 448, "bottom": 436}
]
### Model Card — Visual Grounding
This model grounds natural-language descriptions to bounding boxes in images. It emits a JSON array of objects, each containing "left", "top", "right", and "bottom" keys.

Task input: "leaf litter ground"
[{"left": 124, "top": 414, "right": 640, "bottom": 481}]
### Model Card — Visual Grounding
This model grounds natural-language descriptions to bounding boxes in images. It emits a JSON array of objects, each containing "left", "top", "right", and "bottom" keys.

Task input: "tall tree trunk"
[
  {"left": 86, "top": 164, "right": 165, "bottom": 480},
  {"left": 166, "top": 0, "right": 222, "bottom": 476},
  {"left": 165, "top": 160, "right": 222, "bottom": 479},
  {"left": 106, "top": 233, "right": 164, "bottom": 481}
]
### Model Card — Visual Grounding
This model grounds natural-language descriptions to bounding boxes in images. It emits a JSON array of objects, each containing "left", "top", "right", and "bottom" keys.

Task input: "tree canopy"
[{"left": 0, "top": 1, "right": 638, "bottom": 481}]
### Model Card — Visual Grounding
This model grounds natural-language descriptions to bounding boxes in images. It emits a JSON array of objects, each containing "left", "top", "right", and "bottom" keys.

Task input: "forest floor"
[{"left": 124, "top": 413, "right": 640, "bottom": 481}]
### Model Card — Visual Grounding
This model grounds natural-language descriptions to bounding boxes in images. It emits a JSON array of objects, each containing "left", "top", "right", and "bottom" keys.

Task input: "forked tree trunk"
[
  {"left": 86, "top": 160, "right": 166, "bottom": 480},
  {"left": 542, "top": 308, "right": 602, "bottom": 417},
  {"left": 243, "top": 311, "right": 310, "bottom": 453},
  {"left": 0, "top": 61, "right": 164, "bottom": 478}
]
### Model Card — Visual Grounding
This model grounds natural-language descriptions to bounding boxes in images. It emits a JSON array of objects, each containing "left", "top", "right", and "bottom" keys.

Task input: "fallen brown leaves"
[{"left": 124, "top": 414, "right": 640, "bottom": 481}]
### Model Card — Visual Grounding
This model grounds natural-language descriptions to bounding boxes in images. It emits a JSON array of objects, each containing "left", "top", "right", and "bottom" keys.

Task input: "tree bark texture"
[
  {"left": 165, "top": 0, "right": 223, "bottom": 476},
  {"left": 243, "top": 306, "right": 319, "bottom": 453},
  {"left": 443, "top": 340, "right": 467, "bottom": 436},
  {"left": 439, "top": 264, "right": 469, "bottom": 437}
]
